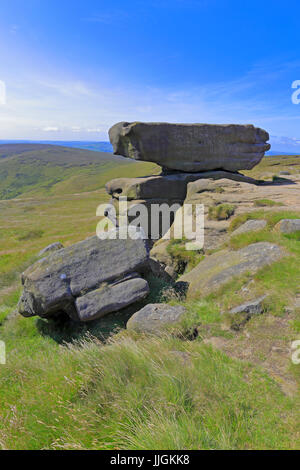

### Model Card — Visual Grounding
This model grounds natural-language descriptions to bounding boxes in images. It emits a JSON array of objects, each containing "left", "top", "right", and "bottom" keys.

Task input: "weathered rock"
[
  {"left": 231, "top": 219, "right": 267, "bottom": 236},
  {"left": 150, "top": 240, "right": 177, "bottom": 279},
  {"left": 127, "top": 303, "right": 186, "bottom": 333},
  {"left": 75, "top": 274, "right": 149, "bottom": 322},
  {"left": 109, "top": 122, "right": 270, "bottom": 172},
  {"left": 38, "top": 242, "right": 64, "bottom": 257},
  {"left": 105, "top": 171, "right": 259, "bottom": 201},
  {"left": 105, "top": 171, "right": 260, "bottom": 241},
  {"left": 180, "top": 242, "right": 284, "bottom": 297},
  {"left": 18, "top": 233, "right": 149, "bottom": 319},
  {"left": 274, "top": 219, "right": 300, "bottom": 234},
  {"left": 228, "top": 295, "right": 267, "bottom": 316}
]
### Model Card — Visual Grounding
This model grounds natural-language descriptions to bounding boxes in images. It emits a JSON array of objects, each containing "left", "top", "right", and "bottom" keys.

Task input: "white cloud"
[
  {"left": 87, "top": 128, "right": 103, "bottom": 133},
  {"left": 42, "top": 126, "right": 60, "bottom": 132}
]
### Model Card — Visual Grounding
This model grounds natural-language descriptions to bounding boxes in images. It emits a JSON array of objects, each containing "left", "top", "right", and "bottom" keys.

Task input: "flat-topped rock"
[
  {"left": 127, "top": 303, "right": 186, "bottom": 334},
  {"left": 231, "top": 219, "right": 267, "bottom": 236},
  {"left": 109, "top": 121, "right": 270, "bottom": 172},
  {"left": 105, "top": 171, "right": 260, "bottom": 201},
  {"left": 180, "top": 242, "right": 284, "bottom": 298}
]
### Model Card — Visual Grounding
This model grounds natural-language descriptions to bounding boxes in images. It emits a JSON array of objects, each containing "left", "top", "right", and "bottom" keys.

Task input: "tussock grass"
[
  {"left": 0, "top": 324, "right": 299, "bottom": 450},
  {"left": 166, "top": 239, "right": 204, "bottom": 274},
  {"left": 208, "top": 204, "right": 235, "bottom": 221}
]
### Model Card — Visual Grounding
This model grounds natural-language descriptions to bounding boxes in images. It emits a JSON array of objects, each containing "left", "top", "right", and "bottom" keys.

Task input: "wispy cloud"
[
  {"left": 38, "top": 79, "right": 94, "bottom": 97},
  {"left": 1, "top": 60, "right": 300, "bottom": 141}
]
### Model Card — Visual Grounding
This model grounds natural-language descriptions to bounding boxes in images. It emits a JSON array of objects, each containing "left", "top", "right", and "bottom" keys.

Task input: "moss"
[
  {"left": 213, "top": 186, "right": 225, "bottom": 193},
  {"left": 254, "top": 199, "right": 284, "bottom": 207}
]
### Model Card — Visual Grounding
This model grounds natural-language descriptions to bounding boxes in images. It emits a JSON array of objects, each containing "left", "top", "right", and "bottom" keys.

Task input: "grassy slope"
[
  {"left": 0, "top": 143, "right": 159, "bottom": 199},
  {"left": 0, "top": 152, "right": 299, "bottom": 449}
]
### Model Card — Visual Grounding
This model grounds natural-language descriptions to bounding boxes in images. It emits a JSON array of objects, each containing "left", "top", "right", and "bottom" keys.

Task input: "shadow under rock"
[
  {"left": 36, "top": 273, "right": 181, "bottom": 345},
  {"left": 259, "top": 177, "right": 297, "bottom": 186}
]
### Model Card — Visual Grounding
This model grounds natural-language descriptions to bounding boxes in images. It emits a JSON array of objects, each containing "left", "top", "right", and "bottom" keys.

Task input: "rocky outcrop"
[
  {"left": 231, "top": 219, "right": 267, "bottom": 236},
  {"left": 18, "top": 231, "right": 149, "bottom": 321},
  {"left": 109, "top": 121, "right": 270, "bottom": 172},
  {"left": 105, "top": 171, "right": 259, "bottom": 201},
  {"left": 127, "top": 303, "right": 186, "bottom": 333},
  {"left": 274, "top": 219, "right": 300, "bottom": 234},
  {"left": 179, "top": 242, "right": 285, "bottom": 298},
  {"left": 105, "top": 171, "right": 260, "bottom": 241}
]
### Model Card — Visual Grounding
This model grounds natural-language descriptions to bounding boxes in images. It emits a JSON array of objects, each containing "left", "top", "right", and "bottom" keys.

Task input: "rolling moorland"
[{"left": 0, "top": 144, "right": 299, "bottom": 450}]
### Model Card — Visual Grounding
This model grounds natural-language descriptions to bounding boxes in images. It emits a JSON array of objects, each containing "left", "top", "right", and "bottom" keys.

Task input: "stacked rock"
[
  {"left": 18, "top": 121, "right": 270, "bottom": 323},
  {"left": 106, "top": 121, "right": 270, "bottom": 240}
]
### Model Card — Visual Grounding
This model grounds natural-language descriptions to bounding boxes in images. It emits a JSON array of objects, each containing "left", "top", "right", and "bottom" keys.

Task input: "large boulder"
[
  {"left": 75, "top": 273, "right": 149, "bottom": 322},
  {"left": 127, "top": 303, "right": 186, "bottom": 333},
  {"left": 18, "top": 233, "right": 149, "bottom": 320},
  {"left": 180, "top": 242, "right": 284, "bottom": 298},
  {"left": 109, "top": 122, "right": 270, "bottom": 172}
]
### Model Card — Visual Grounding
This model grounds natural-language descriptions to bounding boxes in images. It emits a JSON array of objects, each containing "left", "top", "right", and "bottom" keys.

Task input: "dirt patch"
[{"left": 203, "top": 313, "right": 299, "bottom": 396}]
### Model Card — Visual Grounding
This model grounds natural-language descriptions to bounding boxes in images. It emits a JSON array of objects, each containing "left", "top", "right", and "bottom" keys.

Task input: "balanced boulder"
[{"left": 109, "top": 122, "right": 270, "bottom": 173}]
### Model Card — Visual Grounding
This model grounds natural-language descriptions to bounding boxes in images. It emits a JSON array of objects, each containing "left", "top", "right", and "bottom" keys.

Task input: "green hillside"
[{"left": 0, "top": 144, "right": 159, "bottom": 200}]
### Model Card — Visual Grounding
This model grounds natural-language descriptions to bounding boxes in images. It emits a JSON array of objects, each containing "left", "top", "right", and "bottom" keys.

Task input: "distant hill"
[
  {"left": 267, "top": 150, "right": 300, "bottom": 156},
  {"left": 2, "top": 139, "right": 299, "bottom": 157},
  {"left": 0, "top": 140, "right": 113, "bottom": 153},
  {"left": 0, "top": 143, "right": 159, "bottom": 200}
]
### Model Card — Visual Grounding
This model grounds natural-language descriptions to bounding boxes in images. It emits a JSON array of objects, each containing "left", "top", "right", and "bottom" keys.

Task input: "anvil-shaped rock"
[{"left": 109, "top": 121, "right": 270, "bottom": 172}]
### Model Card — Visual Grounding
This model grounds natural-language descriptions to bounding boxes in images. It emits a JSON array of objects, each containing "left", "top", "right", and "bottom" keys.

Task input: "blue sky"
[{"left": 0, "top": 0, "right": 300, "bottom": 149}]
